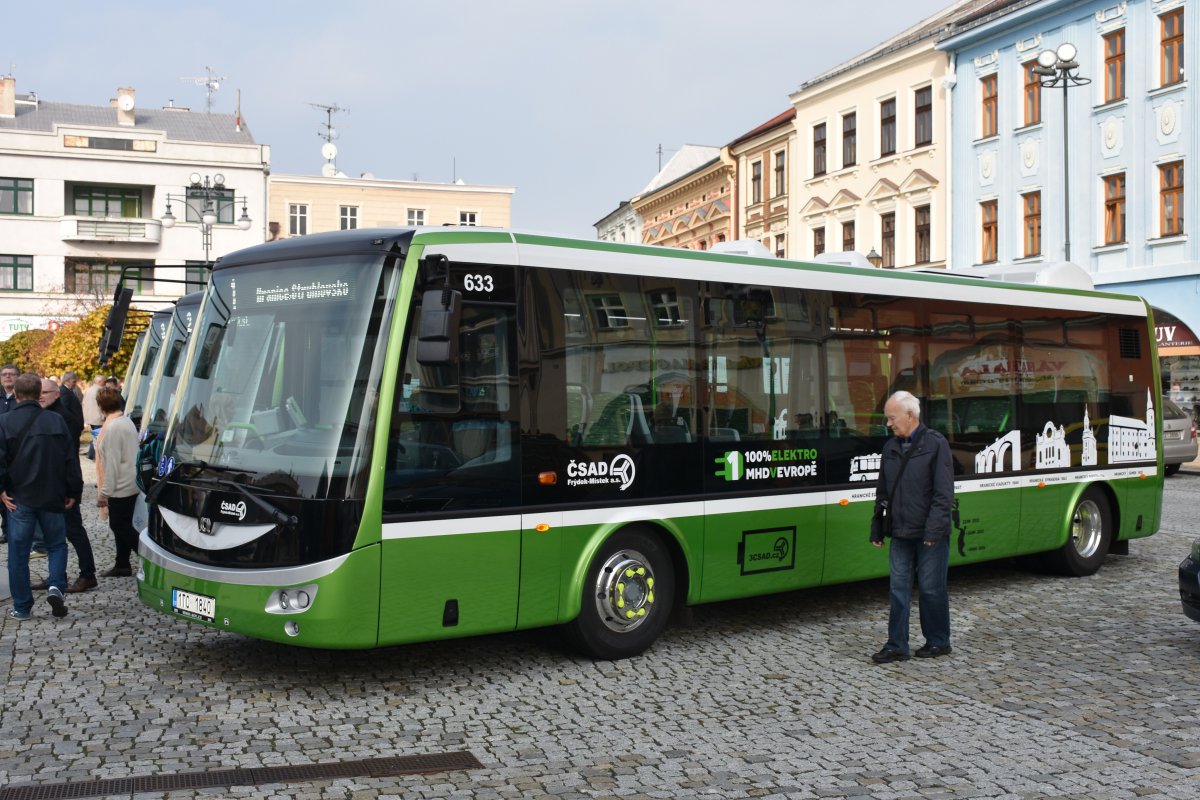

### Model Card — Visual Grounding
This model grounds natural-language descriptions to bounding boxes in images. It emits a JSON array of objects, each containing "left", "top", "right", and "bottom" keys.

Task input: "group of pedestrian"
[{"left": 2, "top": 366, "right": 136, "bottom": 622}]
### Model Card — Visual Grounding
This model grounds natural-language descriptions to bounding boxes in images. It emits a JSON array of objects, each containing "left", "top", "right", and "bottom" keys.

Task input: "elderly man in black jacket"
[
  {"left": 870, "top": 390, "right": 955, "bottom": 663},
  {"left": 30, "top": 378, "right": 98, "bottom": 593},
  {"left": 0, "top": 373, "right": 82, "bottom": 620}
]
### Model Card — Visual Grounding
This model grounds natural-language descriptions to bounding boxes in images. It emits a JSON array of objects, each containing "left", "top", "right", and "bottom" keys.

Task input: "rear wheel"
[
  {"left": 564, "top": 527, "right": 674, "bottom": 660},
  {"left": 1043, "top": 487, "right": 1112, "bottom": 576},
  {"left": 1164, "top": 463, "right": 1181, "bottom": 476}
]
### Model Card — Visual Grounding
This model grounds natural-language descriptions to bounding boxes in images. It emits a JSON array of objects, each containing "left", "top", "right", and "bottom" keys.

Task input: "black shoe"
[
  {"left": 871, "top": 647, "right": 910, "bottom": 663},
  {"left": 47, "top": 586, "right": 68, "bottom": 618},
  {"left": 915, "top": 644, "right": 953, "bottom": 659},
  {"left": 30, "top": 578, "right": 49, "bottom": 591}
]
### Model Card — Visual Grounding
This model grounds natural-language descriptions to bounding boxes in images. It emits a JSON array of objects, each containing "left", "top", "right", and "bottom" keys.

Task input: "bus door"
[
  {"left": 701, "top": 285, "right": 826, "bottom": 601},
  {"left": 379, "top": 256, "right": 523, "bottom": 643}
]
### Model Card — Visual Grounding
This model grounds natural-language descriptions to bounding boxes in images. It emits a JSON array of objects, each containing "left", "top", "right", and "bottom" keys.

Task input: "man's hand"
[
  {"left": 97, "top": 495, "right": 108, "bottom": 509},
  {"left": 871, "top": 540, "right": 884, "bottom": 548},
  {"left": 64, "top": 497, "right": 76, "bottom": 510},
  {"left": 1, "top": 490, "right": 14, "bottom": 512}
]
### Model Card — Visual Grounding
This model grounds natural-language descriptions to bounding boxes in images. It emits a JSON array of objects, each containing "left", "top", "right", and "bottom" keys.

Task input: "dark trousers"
[
  {"left": 65, "top": 500, "right": 96, "bottom": 579},
  {"left": 107, "top": 494, "right": 139, "bottom": 566}
]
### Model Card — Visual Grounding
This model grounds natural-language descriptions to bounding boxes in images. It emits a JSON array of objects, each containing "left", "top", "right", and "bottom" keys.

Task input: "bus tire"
[
  {"left": 565, "top": 527, "right": 675, "bottom": 660},
  {"left": 1164, "top": 463, "right": 1180, "bottom": 476},
  {"left": 1043, "top": 487, "right": 1112, "bottom": 577}
]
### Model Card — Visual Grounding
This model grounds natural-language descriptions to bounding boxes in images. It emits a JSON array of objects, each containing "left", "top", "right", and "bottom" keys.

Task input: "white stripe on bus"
[{"left": 379, "top": 465, "right": 1155, "bottom": 540}]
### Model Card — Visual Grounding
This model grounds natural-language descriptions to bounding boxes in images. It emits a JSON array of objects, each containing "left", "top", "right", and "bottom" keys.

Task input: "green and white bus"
[{"left": 137, "top": 228, "right": 1163, "bottom": 659}]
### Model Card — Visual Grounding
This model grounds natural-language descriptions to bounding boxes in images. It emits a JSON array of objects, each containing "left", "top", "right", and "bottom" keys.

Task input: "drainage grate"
[{"left": 0, "top": 751, "right": 483, "bottom": 800}]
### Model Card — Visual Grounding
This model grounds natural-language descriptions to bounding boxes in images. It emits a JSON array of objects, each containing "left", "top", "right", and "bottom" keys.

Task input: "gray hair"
[{"left": 888, "top": 391, "right": 922, "bottom": 419}]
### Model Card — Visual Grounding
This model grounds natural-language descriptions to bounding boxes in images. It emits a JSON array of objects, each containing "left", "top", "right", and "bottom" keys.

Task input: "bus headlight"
[{"left": 266, "top": 584, "right": 319, "bottom": 614}]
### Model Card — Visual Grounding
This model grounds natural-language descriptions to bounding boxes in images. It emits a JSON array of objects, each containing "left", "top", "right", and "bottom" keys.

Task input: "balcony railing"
[{"left": 60, "top": 216, "right": 162, "bottom": 244}]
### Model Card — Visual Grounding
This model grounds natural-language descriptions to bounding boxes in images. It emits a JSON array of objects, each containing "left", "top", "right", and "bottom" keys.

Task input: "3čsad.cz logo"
[{"left": 567, "top": 455, "right": 636, "bottom": 490}]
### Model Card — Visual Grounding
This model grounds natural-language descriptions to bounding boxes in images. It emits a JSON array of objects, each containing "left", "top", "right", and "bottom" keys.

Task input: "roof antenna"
[
  {"left": 309, "top": 102, "right": 348, "bottom": 177},
  {"left": 178, "top": 66, "right": 226, "bottom": 113}
]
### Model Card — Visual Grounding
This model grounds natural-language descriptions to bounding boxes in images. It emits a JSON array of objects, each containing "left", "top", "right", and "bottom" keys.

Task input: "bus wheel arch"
[{"left": 563, "top": 523, "right": 680, "bottom": 660}]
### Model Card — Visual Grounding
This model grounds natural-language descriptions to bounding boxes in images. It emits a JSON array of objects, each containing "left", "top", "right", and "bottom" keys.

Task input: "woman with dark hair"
[{"left": 95, "top": 386, "right": 139, "bottom": 576}]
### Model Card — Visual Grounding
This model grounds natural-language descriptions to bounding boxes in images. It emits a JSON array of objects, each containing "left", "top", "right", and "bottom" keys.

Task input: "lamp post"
[
  {"left": 1033, "top": 42, "right": 1090, "bottom": 263},
  {"left": 866, "top": 247, "right": 883, "bottom": 268},
  {"left": 160, "top": 172, "right": 252, "bottom": 265}
]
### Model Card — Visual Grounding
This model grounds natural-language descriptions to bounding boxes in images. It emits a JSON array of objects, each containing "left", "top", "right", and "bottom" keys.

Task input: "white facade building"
[{"left": 0, "top": 76, "right": 269, "bottom": 339}]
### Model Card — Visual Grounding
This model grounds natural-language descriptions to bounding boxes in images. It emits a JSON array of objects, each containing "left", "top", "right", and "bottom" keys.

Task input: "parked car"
[
  {"left": 1179, "top": 538, "right": 1200, "bottom": 623},
  {"left": 1162, "top": 397, "right": 1198, "bottom": 476}
]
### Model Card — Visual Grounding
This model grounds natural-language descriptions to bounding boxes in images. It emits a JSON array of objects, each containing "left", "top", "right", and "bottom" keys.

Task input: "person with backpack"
[{"left": 0, "top": 372, "right": 82, "bottom": 620}]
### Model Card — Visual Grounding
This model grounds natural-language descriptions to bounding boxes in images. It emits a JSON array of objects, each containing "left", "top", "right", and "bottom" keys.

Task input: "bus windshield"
[{"left": 162, "top": 253, "right": 394, "bottom": 500}]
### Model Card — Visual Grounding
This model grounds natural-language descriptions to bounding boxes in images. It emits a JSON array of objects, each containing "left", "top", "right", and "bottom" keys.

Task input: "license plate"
[
  {"left": 1165, "top": 430, "right": 1184, "bottom": 441},
  {"left": 172, "top": 588, "right": 215, "bottom": 622}
]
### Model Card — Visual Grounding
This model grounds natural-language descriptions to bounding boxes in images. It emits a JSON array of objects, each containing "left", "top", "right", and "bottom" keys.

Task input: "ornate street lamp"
[
  {"left": 161, "top": 173, "right": 252, "bottom": 265},
  {"left": 1033, "top": 42, "right": 1090, "bottom": 262},
  {"left": 866, "top": 247, "right": 883, "bottom": 268}
]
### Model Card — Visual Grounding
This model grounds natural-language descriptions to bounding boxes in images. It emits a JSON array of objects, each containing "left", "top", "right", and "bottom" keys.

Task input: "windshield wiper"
[
  {"left": 144, "top": 459, "right": 243, "bottom": 506},
  {"left": 212, "top": 478, "right": 300, "bottom": 530}
]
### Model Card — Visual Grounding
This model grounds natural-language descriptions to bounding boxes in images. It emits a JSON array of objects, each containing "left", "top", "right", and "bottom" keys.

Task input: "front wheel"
[
  {"left": 1043, "top": 487, "right": 1113, "bottom": 576},
  {"left": 564, "top": 527, "right": 675, "bottom": 660},
  {"left": 1164, "top": 463, "right": 1181, "bottom": 476}
]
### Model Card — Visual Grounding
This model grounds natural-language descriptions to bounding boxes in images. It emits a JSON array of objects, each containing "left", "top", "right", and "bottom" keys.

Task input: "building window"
[
  {"left": 774, "top": 234, "right": 786, "bottom": 259},
  {"left": 459, "top": 211, "right": 478, "bottom": 226},
  {"left": 813, "top": 123, "right": 827, "bottom": 176},
  {"left": 1104, "top": 172, "right": 1126, "bottom": 244},
  {"left": 0, "top": 255, "right": 33, "bottom": 291},
  {"left": 339, "top": 206, "right": 358, "bottom": 230},
  {"left": 1022, "top": 191, "right": 1041, "bottom": 258},
  {"left": 184, "top": 263, "right": 208, "bottom": 289},
  {"left": 0, "top": 178, "right": 33, "bottom": 215},
  {"left": 881, "top": 212, "right": 895, "bottom": 268},
  {"left": 65, "top": 261, "right": 152, "bottom": 295},
  {"left": 751, "top": 160, "right": 763, "bottom": 204},
  {"left": 842, "top": 112, "right": 857, "bottom": 168},
  {"left": 589, "top": 294, "right": 629, "bottom": 329},
  {"left": 73, "top": 186, "right": 141, "bottom": 218},
  {"left": 915, "top": 205, "right": 931, "bottom": 264},
  {"left": 288, "top": 204, "right": 308, "bottom": 236},
  {"left": 1160, "top": 161, "right": 1184, "bottom": 236},
  {"left": 914, "top": 86, "right": 933, "bottom": 147},
  {"left": 185, "top": 188, "right": 235, "bottom": 224},
  {"left": 1161, "top": 9, "right": 1184, "bottom": 87},
  {"left": 981, "top": 74, "right": 998, "bottom": 138},
  {"left": 1023, "top": 61, "right": 1041, "bottom": 125},
  {"left": 880, "top": 98, "right": 896, "bottom": 157},
  {"left": 1104, "top": 29, "right": 1126, "bottom": 103},
  {"left": 842, "top": 220, "right": 855, "bottom": 253},
  {"left": 813, "top": 227, "right": 826, "bottom": 256},
  {"left": 774, "top": 151, "right": 786, "bottom": 197},
  {"left": 648, "top": 288, "right": 683, "bottom": 327},
  {"left": 981, "top": 200, "right": 998, "bottom": 263},
  {"left": 407, "top": 208, "right": 425, "bottom": 226}
]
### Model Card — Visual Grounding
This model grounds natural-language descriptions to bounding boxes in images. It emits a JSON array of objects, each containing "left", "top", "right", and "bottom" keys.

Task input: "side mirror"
[
  {"left": 98, "top": 287, "right": 134, "bottom": 366},
  {"left": 416, "top": 288, "right": 462, "bottom": 365}
]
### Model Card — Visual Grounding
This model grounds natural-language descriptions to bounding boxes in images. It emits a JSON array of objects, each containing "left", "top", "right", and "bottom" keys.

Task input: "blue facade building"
[{"left": 939, "top": 0, "right": 1198, "bottom": 409}]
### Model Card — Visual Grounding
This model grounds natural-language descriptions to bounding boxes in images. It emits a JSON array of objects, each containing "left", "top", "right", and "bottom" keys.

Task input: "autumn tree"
[
  {"left": 43, "top": 304, "right": 151, "bottom": 380},
  {"left": 0, "top": 328, "right": 55, "bottom": 375}
]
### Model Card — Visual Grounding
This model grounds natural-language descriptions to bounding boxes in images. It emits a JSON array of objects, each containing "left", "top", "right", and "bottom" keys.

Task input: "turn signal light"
[
  {"left": 838, "top": 498, "right": 849, "bottom": 506},
  {"left": 535, "top": 522, "right": 551, "bottom": 532},
  {"left": 538, "top": 471, "right": 557, "bottom": 485}
]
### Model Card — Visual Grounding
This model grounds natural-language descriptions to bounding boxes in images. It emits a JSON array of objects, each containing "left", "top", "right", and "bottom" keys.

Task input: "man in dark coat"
[
  {"left": 870, "top": 390, "right": 955, "bottom": 663},
  {"left": 31, "top": 378, "right": 98, "bottom": 593},
  {"left": 0, "top": 373, "right": 82, "bottom": 620}
]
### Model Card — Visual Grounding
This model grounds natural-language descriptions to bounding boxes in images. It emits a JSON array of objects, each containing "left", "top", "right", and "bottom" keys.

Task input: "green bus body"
[{"left": 137, "top": 229, "right": 1163, "bottom": 658}]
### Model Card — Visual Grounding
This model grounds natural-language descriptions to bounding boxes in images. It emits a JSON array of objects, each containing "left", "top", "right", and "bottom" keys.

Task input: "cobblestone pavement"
[{"left": 2, "top": 463, "right": 1199, "bottom": 799}]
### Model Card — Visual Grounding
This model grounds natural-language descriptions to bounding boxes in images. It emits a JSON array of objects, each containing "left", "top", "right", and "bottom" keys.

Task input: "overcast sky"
[{"left": 8, "top": 0, "right": 953, "bottom": 238}]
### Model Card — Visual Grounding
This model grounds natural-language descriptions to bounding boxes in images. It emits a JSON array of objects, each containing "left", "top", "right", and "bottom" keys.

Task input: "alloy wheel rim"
[
  {"left": 593, "top": 549, "right": 656, "bottom": 633},
  {"left": 1071, "top": 499, "right": 1103, "bottom": 558}
]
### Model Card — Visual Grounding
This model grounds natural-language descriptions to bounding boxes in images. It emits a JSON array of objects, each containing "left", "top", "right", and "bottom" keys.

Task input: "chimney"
[
  {"left": 0, "top": 75, "right": 15, "bottom": 119},
  {"left": 115, "top": 86, "right": 136, "bottom": 126}
]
